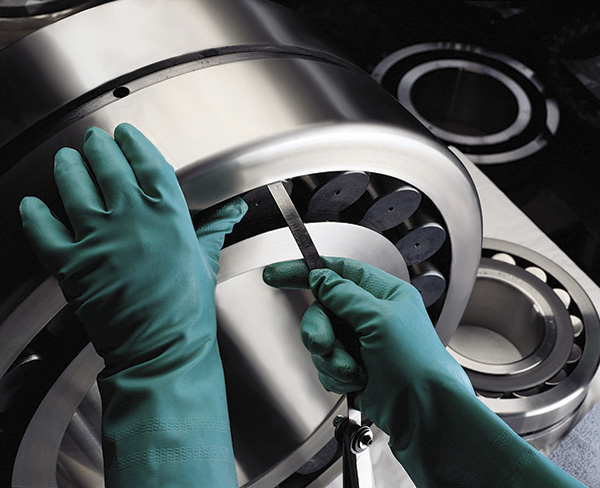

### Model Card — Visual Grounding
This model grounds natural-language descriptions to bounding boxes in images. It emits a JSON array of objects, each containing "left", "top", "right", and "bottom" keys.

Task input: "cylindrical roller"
[
  {"left": 296, "top": 171, "right": 370, "bottom": 213},
  {"left": 360, "top": 184, "right": 421, "bottom": 232},
  {"left": 410, "top": 262, "right": 447, "bottom": 307},
  {"left": 395, "top": 222, "right": 447, "bottom": 266}
]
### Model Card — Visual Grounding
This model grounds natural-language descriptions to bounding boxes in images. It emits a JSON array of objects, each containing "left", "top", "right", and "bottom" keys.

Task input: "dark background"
[{"left": 275, "top": 0, "right": 600, "bottom": 284}]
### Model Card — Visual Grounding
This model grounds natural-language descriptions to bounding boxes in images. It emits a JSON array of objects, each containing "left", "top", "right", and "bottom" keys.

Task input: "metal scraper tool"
[
  {"left": 267, "top": 180, "right": 375, "bottom": 487},
  {"left": 267, "top": 181, "right": 325, "bottom": 271}
]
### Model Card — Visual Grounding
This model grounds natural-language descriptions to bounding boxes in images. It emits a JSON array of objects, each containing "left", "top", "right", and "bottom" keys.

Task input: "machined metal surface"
[
  {"left": 448, "top": 239, "right": 599, "bottom": 434},
  {"left": 372, "top": 43, "right": 560, "bottom": 164},
  {"left": 452, "top": 149, "right": 600, "bottom": 446},
  {"left": 0, "top": 0, "right": 107, "bottom": 49},
  {"left": 268, "top": 181, "right": 325, "bottom": 271},
  {"left": 8, "top": 223, "right": 409, "bottom": 488},
  {"left": 0, "top": 1, "right": 483, "bottom": 486},
  {"left": 452, "top": 255, "right": 573, "bottom": 382}
]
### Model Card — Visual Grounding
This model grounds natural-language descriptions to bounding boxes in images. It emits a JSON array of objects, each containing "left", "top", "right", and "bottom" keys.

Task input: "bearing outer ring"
[
  {"left": 449, "top": 238, "right": 600, "bottom": 434},
  {"left": 372, "top": 42, "right": 560, "bottom": 164}
]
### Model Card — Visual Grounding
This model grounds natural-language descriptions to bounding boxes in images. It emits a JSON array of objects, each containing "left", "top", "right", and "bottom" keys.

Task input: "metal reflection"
[
  {"left": 448, "top": 239, "right": 600, "bottom": 435},
  {"left": 0, "top": 1, "right": 483, "bottom": 486},
  {"left": 373, "top": 43, "right": 560, "bottom": 164}
]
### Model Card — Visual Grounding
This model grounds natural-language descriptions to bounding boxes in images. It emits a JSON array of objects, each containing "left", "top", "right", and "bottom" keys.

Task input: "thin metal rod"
[{"left": 268, "top": 181, "right": 325, "bottom": 271}]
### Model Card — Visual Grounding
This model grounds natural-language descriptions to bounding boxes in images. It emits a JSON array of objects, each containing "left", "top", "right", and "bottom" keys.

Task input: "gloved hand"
[
  {"left": 20, "top": 124, "right": 246, "bottom": 488},
  {"left": 263, "top": 257, "right": 585, "bottom": 488}
]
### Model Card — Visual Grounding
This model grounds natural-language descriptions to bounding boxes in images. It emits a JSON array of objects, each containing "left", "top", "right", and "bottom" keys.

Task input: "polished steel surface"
[
  {"left": 0, "top": 0, "right": 105, "bottom": 49},
  {"left": 178, "top": 124, "right": 481, "bottom": 343},
  {"left": 373, "top": 43, "right": 560, "bottom": 164},
  {"left": 8, "top": 223, "right": 406, "bottom": 488},
  {"left": 12, "top": 343, "right": 104, "bottom": 488},
  {"left": 0, "top": 0, "right": 482, "bottom": 343},
  {"left": 219, "top": 223, "right": 410, "bottom": 285},
  {"left": 450, "top": 257, "right": 573, "bottom": 382},
  {"left": 0, "top": 277, "right": 66, "bottom": 378},
  {"left": 0, "top": 0, "right": 343, "bottom": 149},
  {"left": 268, "top": 181, "right": 325, "bottom": 271},
  {"left": 466, "top": 239, "right": 599, "bottom": 434},
  {"left": 453, "top": 150, "right": 600, "bottom": 440},
  {"left": 56, "top": 382, "right": 103, "bottom": 488}
]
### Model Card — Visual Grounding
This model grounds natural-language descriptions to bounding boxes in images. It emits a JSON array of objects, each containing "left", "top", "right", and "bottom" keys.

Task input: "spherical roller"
[
  {"left": 448, "top": 239, "right": 600, "bottom": 437},
  {"left": 0, "top": 1, "right": 482, "bottom": 486}
]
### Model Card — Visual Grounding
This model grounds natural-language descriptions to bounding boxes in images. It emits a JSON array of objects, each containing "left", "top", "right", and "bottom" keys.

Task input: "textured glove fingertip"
[
  {"left": 113, "top": 121, "right": 138, "bottom": 139},
  {"left": 301, "top": 302, "right": 335, "bottom": 354},
  {"left": 318, "top": 372, "right": 364, "bottom": 394},
  {"left": 308, "top": 268, "right": 334, "bottom": 287},
  {"left": 195, "top": 198, "right": 248, "bottom": 245},
  {"left": 20, "top": 196, "right": 54, "bottom": 232},
  {"left": 19, "top": 195, "right": 37, "bottom": 219},
  {"left": 20, "top": 196, "right": 74, "bottom": 271},
  {"left": 303, "top": 332, "right": 334, "bottom": 355},
  {"left": 221, "top": 196, "right": 248, "bottom": 224},
  {"left": 308, "top": 268, "right": 344, "bottom": 300},
  {"left": 83, "top": 126, "right": 110, "bottom": 146},
  {"left": 262, "top": 260, "right": 310, "bottom": 289},
  {"left": 262, "top": 266, "right": 278, "bottom": 286},
  {"left": 54, "top": 146, "right": 81, "bottom": 167}
]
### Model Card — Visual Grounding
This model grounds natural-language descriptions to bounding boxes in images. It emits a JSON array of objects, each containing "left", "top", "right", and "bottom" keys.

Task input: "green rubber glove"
[
  {"left": 263, "top": 257, "right": 585, "bottom": 488},
  {"left": 20, "top": 124, "right": 246, "bottom": 487}
]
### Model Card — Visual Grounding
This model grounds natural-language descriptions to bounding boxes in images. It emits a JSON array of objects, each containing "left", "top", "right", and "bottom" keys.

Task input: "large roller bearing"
[
  {"left": 448, "top": 239, "right": 600, "bottom": 437},
  {"left": 372, "top": 42, "right": 560, "bottom": 164},
  {"left": 0, "top": 1, "right": 482, "bottom": 486}
]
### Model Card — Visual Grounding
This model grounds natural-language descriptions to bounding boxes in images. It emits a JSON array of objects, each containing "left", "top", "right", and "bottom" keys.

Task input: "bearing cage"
[{"left": 450, "top": 239, "right": 600, "bottom": 435}]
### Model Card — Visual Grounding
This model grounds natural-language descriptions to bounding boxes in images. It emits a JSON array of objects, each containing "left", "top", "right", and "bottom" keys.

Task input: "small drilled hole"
[{"left": 113, "top": 86, "right": 130, "bottom": 98}]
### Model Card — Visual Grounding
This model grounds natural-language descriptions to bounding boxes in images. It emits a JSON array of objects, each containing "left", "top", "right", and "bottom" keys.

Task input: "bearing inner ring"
[
  {"left": 450, "top": 258, "right": 573, "bottom": 390},
  {"left": 372, "top": 42, "right": 560, "bottom": 164},
  {"left": 448, "top": 239, "right": 600, "bottom": 434}
]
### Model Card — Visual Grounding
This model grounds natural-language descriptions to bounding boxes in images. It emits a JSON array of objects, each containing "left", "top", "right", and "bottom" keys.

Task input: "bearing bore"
[
  {"left": 448, "top": 238, "right": 600, "bottom": 436},
  {"left": 372, "top": 43, "right": 560, "bottom": 164}
]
